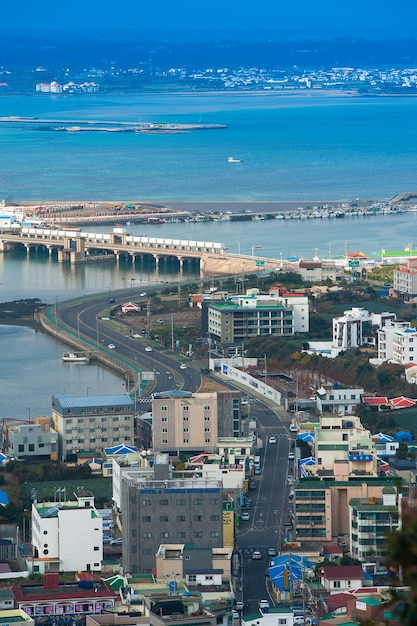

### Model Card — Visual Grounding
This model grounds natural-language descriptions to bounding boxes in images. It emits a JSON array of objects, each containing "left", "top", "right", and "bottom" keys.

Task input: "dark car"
[{"left": 249, "top": 480, "right": 256, "bottom": 490}]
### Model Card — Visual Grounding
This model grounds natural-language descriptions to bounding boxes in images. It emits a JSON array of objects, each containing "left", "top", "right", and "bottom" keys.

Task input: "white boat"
[
  {"left": 228, "top": 156, "right": 242, "bottom": 163},
  {"left": 62, "top": 352, "right": 90, "bottom": 363}
]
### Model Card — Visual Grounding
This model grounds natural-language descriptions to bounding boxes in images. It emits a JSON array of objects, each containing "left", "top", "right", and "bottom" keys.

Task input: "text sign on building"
[{"left": 356, "top": 601, "right": 367, "bottom": 612}]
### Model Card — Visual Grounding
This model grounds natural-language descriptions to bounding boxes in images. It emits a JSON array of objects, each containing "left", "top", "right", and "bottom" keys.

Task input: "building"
[
  {"left": 299, "top": 259, "right": 338, "bottom": 283},
  {"left": 120, "top": 455, "right": 223, "bottom": 575},
  {"left": 377, "top": 319, "right": 417, "bottom": 364},
  {"left": 12, "top": 574, "right": 117, "bottom": 624},
  {"left": 349, "top": 487, "right": 399, "bottom": 560},
  {"left": 155, "top": 543, "right": 233, "bottom": 586},
  {"left": 293, "top": 477, "right": 398, "bottom": 548},
  {"left": 30, "top": 490, "right": 103, "bottom": 573},
  {"left": 152, "top": 390, "right": 244, "bottom": 454},
  {"left": 318, "top": 565, "right": 365, "bottom": 594},
  {"left": 206, "top": 292, "right": 309, "bottom": 343},
  {"left": 332, "top": 307, "right": 396, "bottom": 350},
  {"left": 315, "top": 385, "right": 364, "bottom": 415},
  {"left": 393, "top": 257, "right": 417, "bottom": 299},
  {"left": 4, "top": 418, "right": 58, "bottom": 460},
  {"left": 51, "top": 394, "right": 135, "bottom": 462},
  {"left": 0, "top": 609, "right": 34, "bottom": 626}
]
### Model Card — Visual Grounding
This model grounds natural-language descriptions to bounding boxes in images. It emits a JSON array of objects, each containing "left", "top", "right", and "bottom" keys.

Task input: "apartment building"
[
  {"left": 377, "top": 319, "right": 417, "bottom": 364},
  {"left": 349, "top": 487, "right": 399, "bottom": 560},
  {"left": 51, "top": 394, "right": 135, "bottom": 462},
  {"left": 299, "top": 259, "right": 339, "bottom": 283},
  {"left": 30, "top": 490, "right": 103, "bottom": 573},
  {"left": 120, "top": 456, "right": 223, "bottom": 574},
  {"left": 5, "top": 417, "right": 58, "bottom": 460},
  {"left": 393, "top": 257, "right": 417, "bottom": 299},
  {"left": 332, "top": 307, "right": 396, "bottom": 350},
  {"left": 152, "top": 390, "right": 243, "bottom": 454},
  {"left": 206, "top": 292, "right": 309, "bottom": 343},
  {"left": 294, "top": 477, "right": 398, "bottom": 549}
]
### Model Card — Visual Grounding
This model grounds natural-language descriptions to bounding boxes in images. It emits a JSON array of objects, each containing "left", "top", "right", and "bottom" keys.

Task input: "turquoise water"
[
  {"left": 1, "top": 90, "right": 417, "bottom": 419},
  {"left": 0, "top": 92, "right": 416, "bottom": 201}
]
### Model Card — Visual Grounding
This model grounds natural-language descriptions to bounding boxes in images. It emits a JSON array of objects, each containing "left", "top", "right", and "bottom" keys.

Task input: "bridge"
[{"left": 0, "top": 227, "right": 278, "bottom": 275}]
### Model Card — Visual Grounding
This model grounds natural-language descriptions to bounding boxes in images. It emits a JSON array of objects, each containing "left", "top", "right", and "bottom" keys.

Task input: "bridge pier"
[
  {"left": 153, "top": 254, "right": 160, "bottom": 268},
  {"left": 178, "top": 256, "right": 184, "bottom": 270}
]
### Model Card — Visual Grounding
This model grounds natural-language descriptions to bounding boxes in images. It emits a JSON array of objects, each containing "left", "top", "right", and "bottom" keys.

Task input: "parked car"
[
  {"left": 252, "top": 550, "right": 262, "bottom": 560},
  {"left": 254, "top": 467, "right": 262, "bottom": 475},
  {"left": 108, "top": 343, "right": 116, "bottom": 350},
  {"left": 235, "top": 601, "right": 244, "bottom": 611},
  {"left": 109, "top": 537, "right": 123, "bottom": 545},
  {"left": 259, "top": 600, "right": 270, "bottom": 610},
  {"left": 288, "top": 452, "right": 295, "bottom": 460},
  {"left": 157, "top": 319, "right": 165, "bottom": 324},
  {"left": 268, "top": 547, "right": 277, "bottom": 556},
  {"left": 249, "top": 480, "right": 256, "bottom": 490},
  {"left": 289, "top": 424, "right": 298, "bottom": 432},
  {"left": 180, "top": 364, "right": 187, "bottom": 369},
  {"left": 241, "top": 512, "right": 250, "bottom": 521},
  {"left": 268, "top": 435, "right": 277, "bottom": 444},
  {"left": 145, "top": 346, "right": 153, "bottom": 352}
]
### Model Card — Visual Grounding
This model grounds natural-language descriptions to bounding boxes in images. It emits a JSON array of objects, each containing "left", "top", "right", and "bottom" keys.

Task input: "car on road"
[
  {"left": 108, "top": 343, "right": 116, "bottom": 349},
  {"left": 259, "top": 600, "right": 270, "bottom": 610},
  {"left": 252, "top": 550, "right": 262, "bottom": 560},
  {"left": 157, "top": 319, "right": 165, "bottom": 324},
  {"left": 109, "top": 537, "right": 123, "bottom": 545},
  {"left": 267, "top": 547, "right": 277, "bottom": 556},
  {"left": 288, "top": 452, "right": 295, "bottom": 460},
  {"left": 287, "top": 475, "right": 295, "bottom": 484},
  {"left": 180, "top": 364, "right": 187, "bottom": 369},
  {"left": 241, "top": 512, "right": 250, "bottom": 521},
  {"left": 289, "top": 424, "right": 298, "bottom": 432},
  {"left": 254, "top": 467, "right": 262, "bottom": 475},
  {"left": 131, "top": 333, "right": 141, "bottom": 339},
  {"left": 249, "top": 480, "right": 256, "bottom": 490},
  {"left": 232, "top": 610, "right": 239, "bottom": 620},
  {"left": 145, "top": 346, "right": 153, "bottom": 352},
  {"left": 139, "top": 292, "right": 147, "bottom": 297},
  {"left": 107, "top": 298, "right": 115, "bottom": 303},
  {"left": 268, "top": 435, "right": 277, "bottom": 444},
  {"left": 235, "top": 602, "right": 244, "bottom": 611}
]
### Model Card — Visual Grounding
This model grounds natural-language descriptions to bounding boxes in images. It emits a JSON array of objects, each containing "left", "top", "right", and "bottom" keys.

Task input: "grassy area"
[{"left": 22, "top": 478, "right": 112, "bottom": 506}]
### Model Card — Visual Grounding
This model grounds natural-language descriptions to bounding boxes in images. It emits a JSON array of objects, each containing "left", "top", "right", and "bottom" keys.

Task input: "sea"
[{"left": 1, "top": 90, "right": 417, "bottom": 420}]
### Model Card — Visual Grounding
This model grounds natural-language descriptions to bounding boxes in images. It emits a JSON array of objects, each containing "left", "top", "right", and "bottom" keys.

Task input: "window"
[
  {"left": 333, "top": 581, "right": 341, "bottom": 588},
  {"left": 210, "top": 498, "right": 219, "bottom": 505},
  {"left": 177, "top": 499, "right": 185, "bottom": 505},
  {"left": 194, "top": 515, "right": 202, "bottom": 521},
  {"left": 28, "top": 444, "right": 35, "bottom": 452},
  {"left": 211, "top": 531, "right": 220, "bottom": 538},
  {"left": 162, "top": 439, "right": 168, "bottom": 444},
  {"left": 177, "top": 531, "right": 186, "bottom": 538},
  {"left": 183, "top": 415, "right": 189, "bottom": 422},
  {"left": 142, "top": 499, "right": 151, "bottom": 506},
  {"left": 94, "top": 546, "right": 99, "bottom": 551},
  {"left": 188, "top": 575, "right": 197, "bottom": 583},
  {"left": 18, "top": 444, "right": 24, "bottom": 452},
  {"left": 210, "top": 515, "right": 219, "bottom": 521},
  {"left": 183, "top": 406, "right": 189, "bottom": 411},
  {"left": 204, "top": 416, "right": 210, "bottom": 421},
  {"left": 162, "top": 428, "right": 168, "bottom": 433},
  {"left": 183, "top": 427, "right": 189, "bottom": 433},
  {"left": 143, "top": 549, "right": 152, "bottom": 555},
  {"left": 160, "top": 531, "right": 169, "bottom": 538},
  {"left": 194, "top": 531, "right": 203, "bottom": 538},
  {"left": 205, "top": 438, "right": 211, "bottom": 443},
  {"left": 142, "top": 532, "right": 152, "bottom": 538},
  {"left": 160, "top": 515, "right": 169, "bottom": 522},
  {"left": 142, "top": 516, "right": 151, "bottom": 522},
  {"left": 204, "top": 406, "right": 210, "bottom": 411},
  {"left": 159, "top": 499, "right": 169, "bottom": 506},
  {"left": 161, "top": 417, "right": 167, "bottom": 422},
  {"left": 161, "top": 406, "right": 167, "bottom": 411},
  {"left": 193, "top": 498, "right": 202, "bottom": 505},
  {"left": 183, "top": 438, "right": 189, "bottom": 444},
  {"left": 177, "top": 515, "right": 185, "bottom": 522},
  {"left": 204, "top": 427, "right": 210, "bottom": 432}
]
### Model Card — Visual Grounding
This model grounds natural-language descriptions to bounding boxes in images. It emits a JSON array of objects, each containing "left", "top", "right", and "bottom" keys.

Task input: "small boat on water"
[
  {"left": 228, "top": 156, "right": 242, "bottom": 163},
  {"left": 62, "top": 352, "right": 90, "bottom": 363}
]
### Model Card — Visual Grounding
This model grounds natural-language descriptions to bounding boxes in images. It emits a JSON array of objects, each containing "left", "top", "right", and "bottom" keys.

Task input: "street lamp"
[
  {"left": 262, "top": 353, "right": 267, "bottom": 383},
  {"left": 252, "top": 245, "right": 262, "bottom": 258}
]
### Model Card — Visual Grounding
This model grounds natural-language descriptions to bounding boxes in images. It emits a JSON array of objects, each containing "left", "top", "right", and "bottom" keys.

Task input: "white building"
[
  {"left": 393, "top": 258, "right": 417, "bottom": 300},
  {"left": 31, "top": 490, "right": 103, "bottom": 573},
  {"left": 333, "top": 307, "right": 396, "bottom": 350},
  {"left": 316, "top": 385, "right": 364, "bottom": 415},
  {"left": 377, "top": 320, "right": 417, "bottom": 364}
]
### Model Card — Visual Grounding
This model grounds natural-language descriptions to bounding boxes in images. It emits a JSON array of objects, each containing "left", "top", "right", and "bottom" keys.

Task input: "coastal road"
[{"left": 55, "top": 290, "right": 202, "bottom": 398}]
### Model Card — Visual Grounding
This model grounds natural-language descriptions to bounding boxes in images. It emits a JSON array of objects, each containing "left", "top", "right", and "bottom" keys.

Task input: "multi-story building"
[
  {"left": 5, "top": 417, "right": 58, "bottom": 460},
  {"left": 51, "top": 394, "right": 135, "bottom": 462},
  {"left": 155, "top": 543, "right": 233, "bottom": 586},
  {"left": 120, "top": 455, "right": 223, "bottom": 574},
  {"left": 293, "top": 476, "right": 398, "bottom": 548},
  {"left": 332, "top": 307, "right": 396, "bottom": 350},
  {"left": 377, "top": 319, "right": 417, "bottom": 364},
  {"left": 206, "top": 292, "right": 309, "bottom": 343},
  {"left": 299, "top": 259, "right": 339, "bottom": 283},
  {"left": 152, "top": 390, "right": 243, "bottom": 454},
  {"left": 315, "top": 385, "right": 363, "bottom": 415},
  {"left": 349, "top": 487, "right": 399, "bottom": 560},
  {"left": 393, "top": 257, "right": 417, "bottom": 299},
  {"left": 30, "top": 490, "right": 103, "bottom": 573}
]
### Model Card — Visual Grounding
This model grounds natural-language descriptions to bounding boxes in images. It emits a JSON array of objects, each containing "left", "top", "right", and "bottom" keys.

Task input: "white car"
[
  {"left": 145, "top": 346, "right": 152, "bottom": 352},
  {"left": 252, "top": 550, "right": 262, "bottom": 560},
  {"left": 269, "top": 435, "right": 277, "bottom": 444},
  {"left": 108, "top": 343, "right": 116, "bottom": 350},
  {"left": 139, "top": 292, "right": 147, "bottom": 297},
  {"left": 180, "top": 364, "right": 187, "bottom": 369},
  {"left": 259, "top": 600, "right": 270, "bottom": 610},
  {"left": 241, "top": 512, "right": 250, "bottom": 521},
  {"left": 288, "top": 452, "right": 295, "bottom": 460}
]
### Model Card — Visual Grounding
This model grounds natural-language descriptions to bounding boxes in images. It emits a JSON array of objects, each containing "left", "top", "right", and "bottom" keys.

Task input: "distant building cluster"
[{"left": 35, "top": 80, "right": 99, "bottom": 93}]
